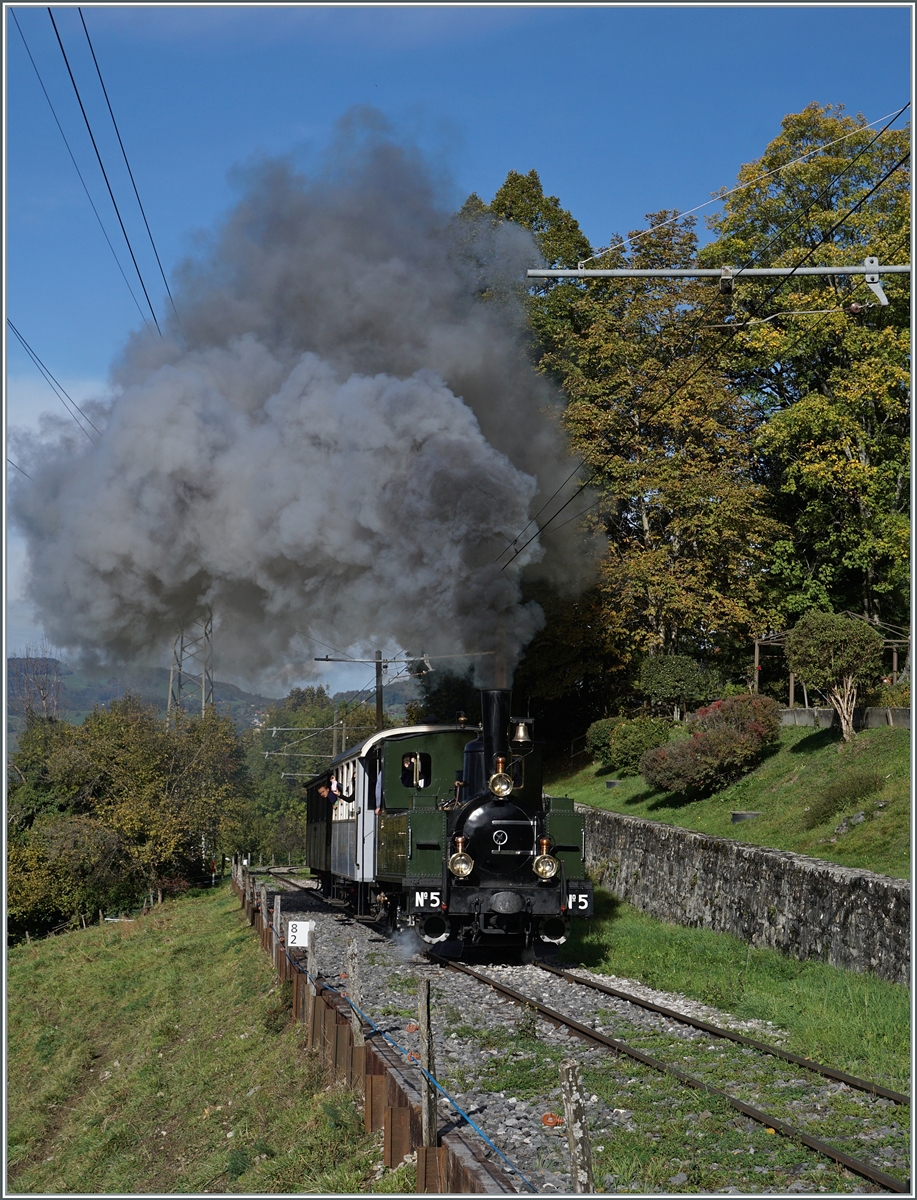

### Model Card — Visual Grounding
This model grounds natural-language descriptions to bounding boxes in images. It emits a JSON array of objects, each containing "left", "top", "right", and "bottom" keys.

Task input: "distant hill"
[
  {"left": 7, "top": 659, "right": 282, "bottom": 746},
  {"left": 333, "top": 676, "right": 419, "bottom": 720},
  {"left": 7, "top": 658, "right": 420, "bottom": 748}
]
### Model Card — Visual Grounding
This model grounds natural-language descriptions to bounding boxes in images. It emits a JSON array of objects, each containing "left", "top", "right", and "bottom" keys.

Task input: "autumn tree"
[
  {"left": 699, "top": 103, "right": 910, "bottom": 625},
  {"left": 545, "top": 212, "right": 784, "bottom": 668},
  {"left": 7, "top": 698, "right": 250, "bottom": 939},
  {"left": 469, "top": 109, "right": 909, "bottom": 721}
]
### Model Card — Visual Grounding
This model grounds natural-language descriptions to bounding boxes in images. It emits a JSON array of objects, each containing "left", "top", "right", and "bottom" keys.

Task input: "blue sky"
[{"left": 4, "top": 2, "right": 912, "bottom": 691}]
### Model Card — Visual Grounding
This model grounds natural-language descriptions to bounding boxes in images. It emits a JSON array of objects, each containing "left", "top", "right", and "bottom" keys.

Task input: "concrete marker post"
[
  {"left": 345, "top": 938, "right": 365, "bottom": 1045},
  {"left": 345, "top": 937, "right": 366, "bottom": 1094},
  {"left": 561, "top": 1057, "right": 595, "bottom": 1194}
]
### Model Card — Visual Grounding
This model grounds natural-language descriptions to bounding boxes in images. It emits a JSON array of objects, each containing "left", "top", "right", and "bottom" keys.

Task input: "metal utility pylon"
[{"left": 167, "top": 612, "right": 214, "bottom": 717}]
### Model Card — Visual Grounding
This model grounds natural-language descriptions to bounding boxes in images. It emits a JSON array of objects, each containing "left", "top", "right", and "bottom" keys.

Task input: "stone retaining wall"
[{"left": 578, "top": 806, "right": 910, "bottom": 985}]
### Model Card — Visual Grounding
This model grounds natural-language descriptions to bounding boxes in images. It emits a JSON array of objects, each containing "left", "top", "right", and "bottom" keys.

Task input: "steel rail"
[
  {"left": 536, "top": 961, "right": 909, "bottom": 1105},
  {"left": 434, "top": 957, "right": 910, "bottom": 1195}
]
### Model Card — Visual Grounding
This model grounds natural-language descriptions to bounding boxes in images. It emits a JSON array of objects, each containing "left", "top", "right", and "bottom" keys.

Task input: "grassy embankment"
[
  {"left": 549, "top": 724, "right": 910, "bottom": 879},
  {"left": 7, "top": 885, "right": 909, "bottom": 1199},
  {"left": 542, "top": 723, "right": 910, "bottom": 1092},
  {"left": 558, "top": 890, "right": 909, "bottom": 1092},
  {"left": 6, "top": 885, "right": 414, "bottom": 1196}
]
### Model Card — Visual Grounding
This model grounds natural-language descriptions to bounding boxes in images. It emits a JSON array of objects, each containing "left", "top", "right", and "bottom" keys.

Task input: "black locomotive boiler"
[{"left": 304, "top": 688, "right": 593, "bottom": 951}]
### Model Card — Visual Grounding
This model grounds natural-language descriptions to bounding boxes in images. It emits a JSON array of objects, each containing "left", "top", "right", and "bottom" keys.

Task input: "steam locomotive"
[{"left": 303, "top": 689, "right": 593, "bottom": 951}]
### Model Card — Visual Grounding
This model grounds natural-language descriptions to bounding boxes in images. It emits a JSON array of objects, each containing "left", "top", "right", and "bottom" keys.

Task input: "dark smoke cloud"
[{"left": 10, "top": 111, "right": 595, "bottom": 686}]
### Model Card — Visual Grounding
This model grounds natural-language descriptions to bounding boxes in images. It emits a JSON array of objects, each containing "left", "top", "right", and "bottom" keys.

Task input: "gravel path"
[{"left": 269, "top": 879, "right": 909, "bottom": 1195}]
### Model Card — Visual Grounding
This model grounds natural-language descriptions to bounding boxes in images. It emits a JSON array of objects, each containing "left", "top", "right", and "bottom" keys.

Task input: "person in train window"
[
  {"left": 318, "top": 781, "right": 343, "bottom": 820},
  {"left": 401, "top": 753, "right": 416, "bottom": 787}
]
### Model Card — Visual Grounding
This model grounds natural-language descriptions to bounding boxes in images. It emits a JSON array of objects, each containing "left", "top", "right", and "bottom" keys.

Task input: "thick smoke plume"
[{"left": 10, "top": 112, "right": 593, "bottom": 687}]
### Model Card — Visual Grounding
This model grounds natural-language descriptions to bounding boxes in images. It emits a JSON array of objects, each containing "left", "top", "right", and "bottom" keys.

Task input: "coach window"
[{"left": 400, "top": 752, "right": 432, "bottom": 789}]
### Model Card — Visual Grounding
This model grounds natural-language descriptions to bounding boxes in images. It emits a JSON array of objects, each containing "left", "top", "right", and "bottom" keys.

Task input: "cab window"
[{"left": 400, "top": 751, "right": 432, "bottom": 788}]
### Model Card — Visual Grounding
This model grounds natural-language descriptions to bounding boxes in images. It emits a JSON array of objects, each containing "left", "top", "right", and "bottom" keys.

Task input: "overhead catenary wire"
[
  {"left": 10, "top": 9, "right": 153, "bottom": 332},
  {"left": 497, "top": 108, "right": 910, "bottom": 568},
  {"left": 266, "top": 664, "right": 412, "bottom": 758},
  {"left": 77, "top": 7, "right": 181, "bottom": 328},
  {"left": 556, "top": 252, "right": 909, "bottom": 545},
  {"left": 499, "top": 150, "right": 909, "bottom": 570},
  {"left": 578, "top": 102, "right": 911, "bottom": 267},
  {"left": 47, "top": 7, "right": 163, "bottom": 336},
  {"left": 7, "top": 319, "right": 102, "bottom": 440},
  {"left": 7, "top": 459, "right": 33, "bottom": 480}
]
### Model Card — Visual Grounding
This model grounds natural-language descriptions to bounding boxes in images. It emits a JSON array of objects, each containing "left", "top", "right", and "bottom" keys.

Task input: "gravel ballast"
[{"left": 267, "top": 878, "right": 909, "bottom": 1195}]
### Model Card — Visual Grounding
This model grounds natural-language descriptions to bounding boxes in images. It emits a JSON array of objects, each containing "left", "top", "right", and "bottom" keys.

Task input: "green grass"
[
  {"left": 561, "top": 889, "right": 910, "bottom": 1093},
  {"left": 6, "top": 884, "right": 414, "bottom": 1195},
  {"left": 551, "top": 724, "right": 910, "bottom": 879},
  {"left": 442, "top": 983, "right": 904, "bottom": 1194}
]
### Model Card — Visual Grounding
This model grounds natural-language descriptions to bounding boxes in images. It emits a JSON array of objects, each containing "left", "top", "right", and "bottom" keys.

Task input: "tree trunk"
[{"left": 829, "top": 677, "right": 858, "bottom": 742}]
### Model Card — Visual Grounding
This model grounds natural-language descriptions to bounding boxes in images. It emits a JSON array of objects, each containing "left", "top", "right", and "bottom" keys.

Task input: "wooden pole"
[
  {"left": 560, "top": 1058, "right": 595, "bottom": 1194},
  {"left": 418, "top": 978, "right": 437, "bottom": 1148},
  {"left": 305, "top": 937, "right": 318, "bottom": 1049},
  {"left": 789, "top": 672, "right": 795, "bottom": 708},
  {"left": 273, "top": 893, "right": 282, "bottom": 972},
  {"left": 753, "top": 640, "right": 760, "bottom": 693}
]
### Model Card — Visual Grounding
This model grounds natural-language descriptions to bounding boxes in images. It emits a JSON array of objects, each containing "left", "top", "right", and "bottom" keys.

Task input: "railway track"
[
  {"left": 263, "top": 870, "right": 910, "bottom": 1193},
  {"left": 432, "top": 956, "right": 909, "bottom": 1194}
]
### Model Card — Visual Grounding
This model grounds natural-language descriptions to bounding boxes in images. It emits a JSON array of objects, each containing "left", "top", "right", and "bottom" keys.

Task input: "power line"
[
  {"left": 7, "top": 459, "right": 33, "bottom": 480},
  {"left": 500, "top": 152, "right": 909, "bottom": 569},
  {"left": 493, "top": 459, "right": 585, "bottom": 562},
  {"left": 77, "top": 7, "right": 181, "bottom": 328},
  {"left": 307, "top": 636, "right": 362, "bottom": 661},
  {"left": 7, "top": 319, "right": 102, "bottom": 440},
  {"left": 10, "top": 9, "right": 152, "bottom": 331},
  {"left": 578, "top": 102, "right": 910, "bottom": 267},
  {"left": 556, "top": 247, "right": 909, "bottom": 546},
  {"left": 47, "top": 7, "right": 163, "bottom": 336}
]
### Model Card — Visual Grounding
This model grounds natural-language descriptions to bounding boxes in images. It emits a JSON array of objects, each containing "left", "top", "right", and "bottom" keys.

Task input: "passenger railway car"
[{"left": 303, "top": 688, "right": 593, "bottom": 950}]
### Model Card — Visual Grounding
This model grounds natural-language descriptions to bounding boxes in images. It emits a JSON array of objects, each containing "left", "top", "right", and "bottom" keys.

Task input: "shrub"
[
  {"left": 606, "top": 717, "right": 671, "bottom": 775},
  {"left": 640, "top": 695, "right": 781, "bottom": 797},
  {"left": 692, "top": 694, "right": 782, "bottom": 744},
  {"left": 803, "top": 770, "right": 884, "bottom": 830},
  {"left": 585, "top": 717, "right": 618, "bottom": 767},
  {"left": 862, "top": 681, "right": 910, "bottom": 708}
]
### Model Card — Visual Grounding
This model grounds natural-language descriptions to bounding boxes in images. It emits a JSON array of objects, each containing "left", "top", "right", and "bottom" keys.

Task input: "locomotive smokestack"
[{"left": 481, "top": 688, "right": 511, "bottom": 775}]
